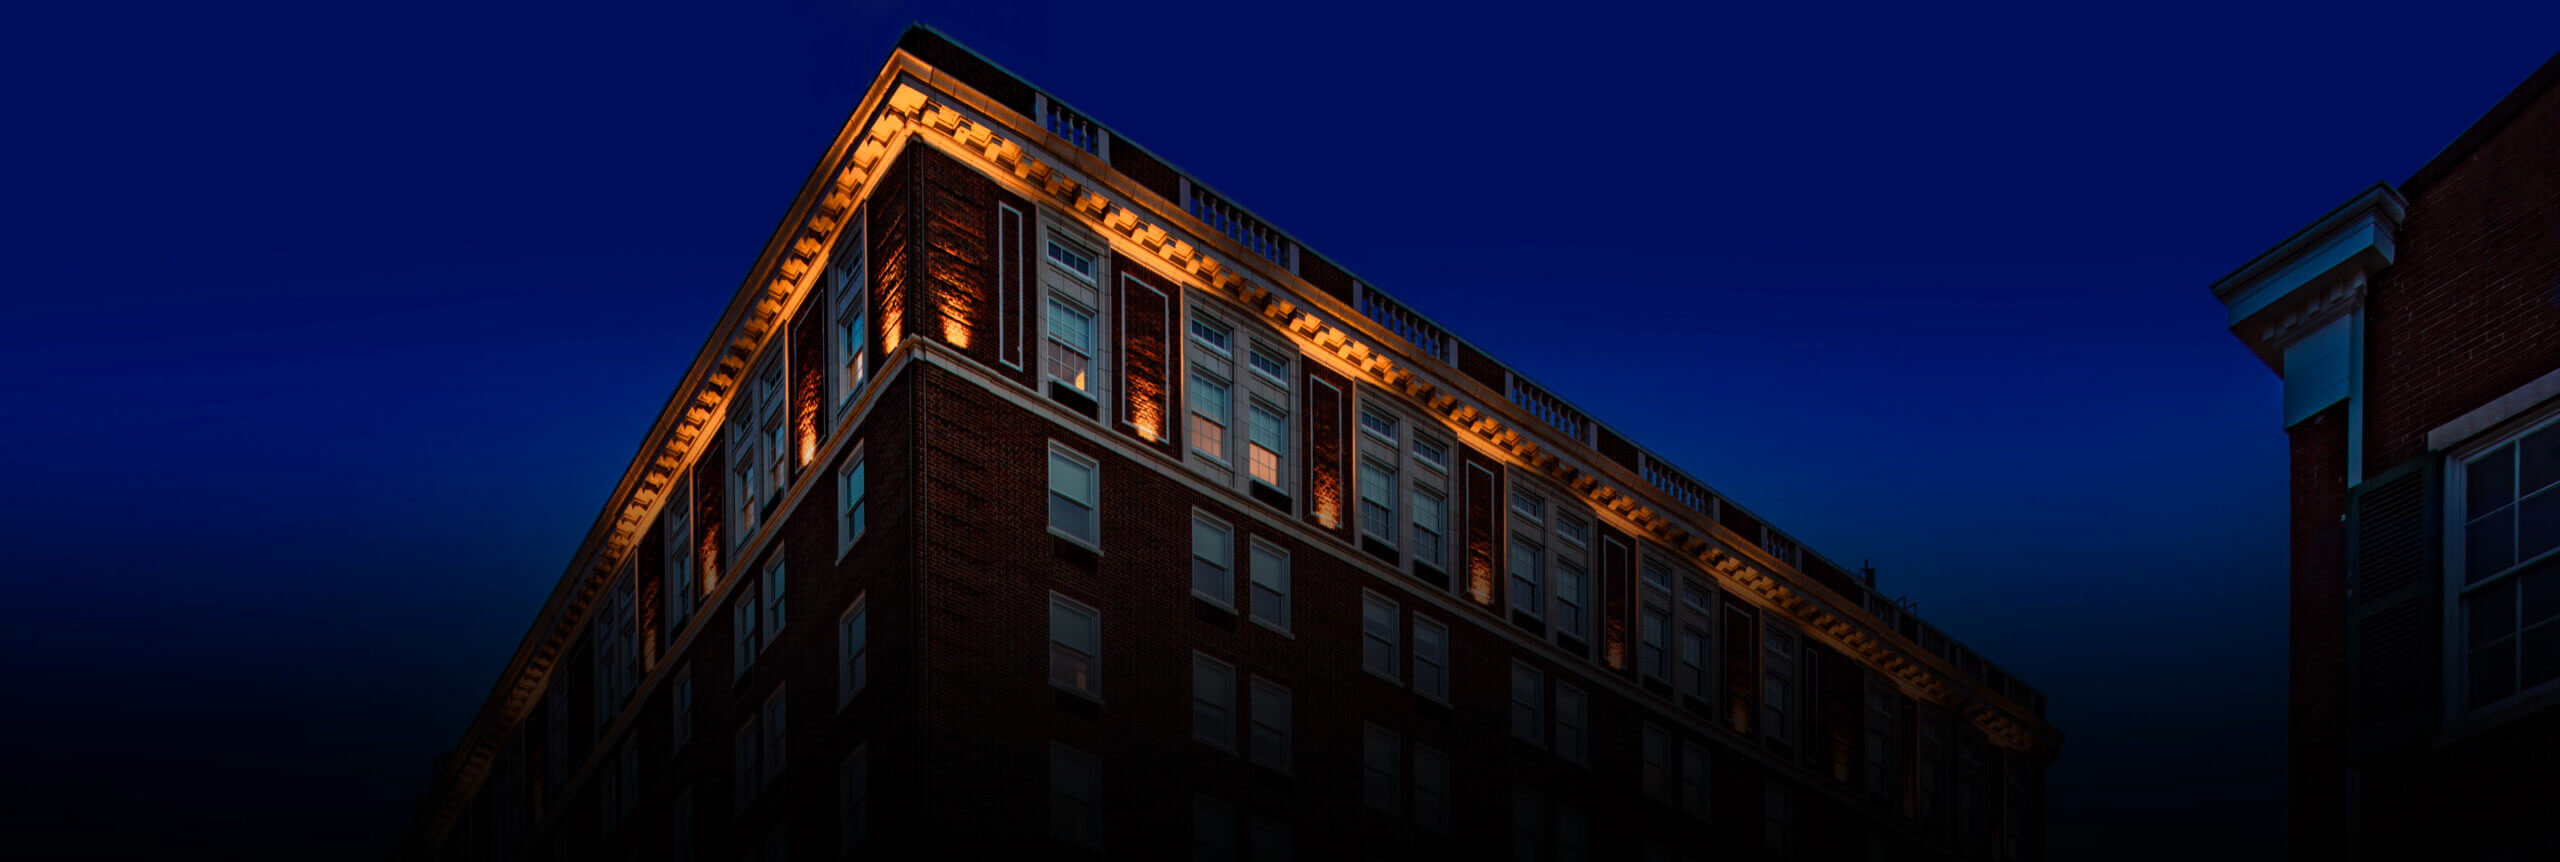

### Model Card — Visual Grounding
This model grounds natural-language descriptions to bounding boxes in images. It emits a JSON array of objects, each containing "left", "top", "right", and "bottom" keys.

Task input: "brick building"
[
  {"left": 401, "top": 26, "right": 2061, "bottom": 862},
  {"left": 2209, "top": 52, "right": 2560, "bottom": 862}
]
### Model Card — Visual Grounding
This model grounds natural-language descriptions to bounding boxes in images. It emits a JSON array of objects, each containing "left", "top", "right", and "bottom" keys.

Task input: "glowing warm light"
[
  {"left": 1129, "top": 383, "right": 1163, "bottom": 442},
  {"left": 1313, "top": 470, "right": 1342, "bottom": 529},
  {"left": 942, "top": 315, "right": 972, "bottom": 348},
  {"left": 697, "top": 529, "right": 721, "bottom": 591},
  {"left": 1467, "top": 549, "right": 1494, "bottom": 605}
]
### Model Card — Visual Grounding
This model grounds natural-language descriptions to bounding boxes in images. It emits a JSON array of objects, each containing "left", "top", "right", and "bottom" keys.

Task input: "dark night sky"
[{"left": 4, "top": 0, "right": 2555, "bottom": 858}]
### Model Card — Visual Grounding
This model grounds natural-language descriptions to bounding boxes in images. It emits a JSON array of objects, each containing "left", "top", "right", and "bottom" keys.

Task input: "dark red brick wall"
[
  {"left": 1112, "top": 255, "right": 1181, "bottom": 458},
  {"left": 2362, "top": 81, "right": 2560, "bottom": 474},
  {"left": 2288, "top": 403, "right": 2347, "bottom": 860}
]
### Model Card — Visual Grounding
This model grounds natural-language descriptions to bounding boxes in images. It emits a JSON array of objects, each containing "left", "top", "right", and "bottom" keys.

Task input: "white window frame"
[
  {"left": 1682, "top": 741, "right": 1712, "bottom": 820},
  {"left": 1247, "top": 341, "right": 1290, "bottom": 389},
  {"left": 1041, "top": 232, "right": 1103, "bottom": 396},
  {"left": 1411, "top": 616, "right": 1450, "bottom": 704},
  {"left": 1049, "top": 743, "right": 1103, "bottom": 848},
  {"left": 1510, "top": 660, "right": 1545, "bottom": 748},
  {"left": 1555, "top": 682, "right": 1588, "bottom": 766},
  {"left": 1248, "top": 538, "right": 1291, "bottom": 634},
  {"left": 837, "top": 443, "right": 866, "bottom": 560},
  {"left": 1047, "top": 442, "right": 1101, "bottom": 550},
  {"left": 837, "top": 594, "right": 869, "bottom": 709},
  {"left": 758, "top": 685, "right": 787, "bottom": 793},
  {"left": 1049, "top": 592, "right": 1102, "bottom": 701},
  {"left": 1361, "top": 590, "right": 1400, "bottom": 683},
  {"left": 1413, "top": 744, "right": 1451, "bottom": 835},
  {"left": 762, "top": 547, "right": 787, "bottom": 641},
  {"left": 1411, "top": 485, "right": 1449, "bottom": 571},
  {"left": 1193, "top": 651, "right": 1238, "bottom": 753},
  {"left": 670, "top": 662, "right": 694, "bottom": 754},
  {"left": 1249, "top": 676, "right": 1292, "bottom": 774},
  {"left": 1358, "top": 456, "right": 1398, "bottom": 544},
  {"left": 1193, "top": 794, "right": 1239, "bottom": 861},
  {"left": 1763, "top": 621, "right": 1800, "bottom": 750},
  {"left": 665, "top": 474, "right": 696, "bottom": 634},
  {"left": 2446, "top": 409, "right": 2560, "bottom": 720},
  {"left": 831, "top": 215, "right": 870, "bottom": 412},
  {"left": 1246, "top": 397, "right": 1289, "bottom": 491},
  {"left": 1510, "top": 785, "right": 1546, "bottom": 862},
  {"left": 1192, "top": 510, "right": 1235, "bottom": 608},
  {"left": 732, "top": 585, "right": 762, "bottom": 679},
  {"left": 1641, "top": 722, "right": 1674, "bottom": 803},
  {"left": 1188, "top": 363, "right": 1234, "bottom": 466}
]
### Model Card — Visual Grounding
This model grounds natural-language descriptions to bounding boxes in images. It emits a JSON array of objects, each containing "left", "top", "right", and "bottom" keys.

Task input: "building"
[
  {"left": 400, "top": 25, "right": 2062, "bottom": 862},
  {"left": 2208, "top": 52, "right": 2560, "bottom": 862}
]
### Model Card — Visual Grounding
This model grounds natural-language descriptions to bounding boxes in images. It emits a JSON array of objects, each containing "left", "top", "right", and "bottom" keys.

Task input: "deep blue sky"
[{"left": 4, "top": 0, "right": 2555, "bottom": 858}]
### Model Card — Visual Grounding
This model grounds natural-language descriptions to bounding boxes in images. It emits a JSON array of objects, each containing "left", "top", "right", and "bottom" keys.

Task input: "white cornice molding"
[{"left": 2212, "top": 183, "right": 2405, "bottom": 373}]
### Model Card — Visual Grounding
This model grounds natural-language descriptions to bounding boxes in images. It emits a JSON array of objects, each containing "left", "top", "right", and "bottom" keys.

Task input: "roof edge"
[{"left": 2404, "top": 50, "right": 2560, "bottom": 198}]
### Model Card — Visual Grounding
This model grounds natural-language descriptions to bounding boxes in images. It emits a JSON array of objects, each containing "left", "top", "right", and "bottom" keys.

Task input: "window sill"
[
  {"left": 2436, "top": 681, "right": 2560, "bottom": 750},
  {"left": 1190, "top": 590, "right": 1236, "bottom": 613},
  {"left": 1362, "top": 666, "right": 1401, "bottom": 687},
  {"left": 1049, "top": 681, "right": 1104, "bottom": 706},
  {"left": 836, "top": 528, "right": 866, "bottom": 564},
  {"left": 1247, "top": 616, "right": 1293, "bottom": 639},
  {"left": 1046, "top": 526, "right": 1102, "bottom": 556}
]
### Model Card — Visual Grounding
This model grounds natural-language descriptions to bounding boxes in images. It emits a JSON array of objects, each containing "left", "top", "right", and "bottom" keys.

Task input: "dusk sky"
[{"left": 6, "top": 1, "right": 2558, "bottom": 858}]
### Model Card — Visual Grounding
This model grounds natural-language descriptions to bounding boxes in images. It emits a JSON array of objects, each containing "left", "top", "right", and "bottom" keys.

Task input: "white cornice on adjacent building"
[{"left": 2212, "top": 183, "right": 2405, "bottom": 373}]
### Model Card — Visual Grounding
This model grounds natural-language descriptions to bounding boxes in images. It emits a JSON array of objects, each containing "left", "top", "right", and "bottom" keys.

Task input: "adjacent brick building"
[
  {"left": 2210, "top": 52, "right": 2560, "bottom": 862},
  {"left": 400, "top": 26, "right": 2062, "bottom": 862}
]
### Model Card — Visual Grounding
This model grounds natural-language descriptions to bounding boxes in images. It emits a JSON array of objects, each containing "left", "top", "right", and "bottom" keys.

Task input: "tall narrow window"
[
  {"left": 1249, "top": 677, "right": 1292, "bottom": 773},
  {"left": 1411, "top": 617, "right": 1450, "bottom": 702},
  {"left": 1411, "top": 488, "right": 1447, "bottom": 569},
  {"left": 1361, "top": 724, "right": 1402, "bottom": 815},
  {"left": 1682, "top": 741, "right": 1712, "bottom": 819},
  {"left": 1865, "top": 679, "right": 1899, "bottom": 804},
  {"left": 1050, "top": 744, "right": 1102, "bottom": 847},
  {"left": 1050, "top": 593, "right": 1100, "bottom": 699},
  {"left": 1555, "top": 806, "right": 1588, "bottom": 862},
  {"left": 1764, "top": 782, "right": 1793, "bottom": 853},
  {"left": 839, "top": 745, "right": 870, "bottom": 849},
  {"left": 733, "top": 588, "right": 761, "bottom": 678},
  {"left": 1192, "top": 513, "right": 1234, "bottom": 606},
  {"left": 837, "top": 596, "right": 869, "bottom": 708},
  {"left": 734, "top": 721, "right": 760, "bottom": 810},
  {"left": 1763, "top": 624, "right": 1799, "bottom": 750},
  {"left": 1190, "top": 369, "right": 1232, "bottom": 462},
  {"left": 1048, "top": 444, "right": 1099, "bottom": 546},
  {"left": 1640, "top": 604, "right": 1670, "bottom": 680},
  {"left": 762, "top": 551, "right": 787, "bottom": 639},
  {"left": 666, "top": 476, "right": 695, "bottom": 632},
  {"left": 1641, "top": 557, "right": 1672, "bottom": 592},
  {"left": 1681, "top": 625, "right": 1712, "bottom": 698},
  {"left": 1641, "top": 723, "right": 1673, "bottom": 802},
  {"left": 1554, "top": 683, "right": 1588, "bottom": 766},
  {"left": 1193, "top": 796, "right": 1239, "bottom": 862},
  {"left": 732, "top": 420, "right": 760, "bottom": 541},
  {"left": 759, "top": 687, "right": 787, "bottom": 792},
  {"left": 833, "top": 233, "right": 868, "bottom": 407},
  {"left": 1509, "top": 786, "right": 1546, "bottom": 862},
  {"left": 1510, "top": 661, "right": 1544, "bottom": 747},
  {"left": 1508, "top": 537, "right": 1544, "bottom": 619},
  {"left": 1358, "top": 458, "right": 1397, "bottom": 543},
  {"left": 1247, "top": 400, "right": 1287, "bottom": 488},
  {"left": 1361, "top": 591, "right": 1400, "bottom": 682},
  {"left": 1413, "top": 745, "right": 1451, "bottom": 834},
  {"left": 1249, "top": 540, "right": 1290, "bottom": 631},
  {"left": 1554, "top": 559, "right": 1586, "bottom": 639},
  {"left": 1047, "top": 295, "right": 1097, "bottom": 393},
  {"left": 837, "top": 446, "right": 866, "bottom": 556},
  {"left": 671, "top": 663, "right": 693, "bottom": 753},
  {"left": 1193, "top": 653, "right": 1237, "bottom": 751},
  {"left": 760, "top": 357, "right": 786, "bottom": 507},
  {"left": 2457, "top": 420, "right": 2560, "bottom": 712}
]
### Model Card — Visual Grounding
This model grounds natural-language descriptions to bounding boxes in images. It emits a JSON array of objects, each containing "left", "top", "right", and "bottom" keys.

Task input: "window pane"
[
  {"left": 2524, "top": 559, "right": 2560, "bottom": 627},
  {"left": 2469, "top": 505, "right": 2516, "bottom": 583},
  {"left": 1250, "top": 545, "right": 1289, "bottom": 628},
  {"left": 2525, "top": 423, "right": 2560, "bottom": 495},
  {"left": 2471, "top": 445, "right": 2517, "bottom": 514},
  {"left": 2470, "top": 639, "right": 2519, "bottom": 709},
  {"left": 2521, "top": 490, "right": 2560, "bottom": 564},
  {"left": 1194, "top": 518, "right": 1233, "bottom": 602},
  {"left": 2524, "top": 625, "right": 2560, "bottom": 691}
]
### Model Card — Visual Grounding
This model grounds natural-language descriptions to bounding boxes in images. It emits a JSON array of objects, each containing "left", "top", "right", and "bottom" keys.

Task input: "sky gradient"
[{"left": 6, "top": 1, "right": 2559, "bottom": 858}]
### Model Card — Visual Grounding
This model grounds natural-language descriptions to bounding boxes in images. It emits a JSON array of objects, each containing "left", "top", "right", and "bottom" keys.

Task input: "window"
[
  {"left": 1362, "top": 724, "right": 1401, "bottom": 814},
  {"left": 1764, "top": 624, "right": 1799, "bottom": 749},
  {"left": 1919, "top": 711, "right": 1949, "bottom": 824},
  {"left": 1554, "top": 683, "right": 1588, "bottom": 765},
  {"left": 1248, "top": 345, "right": 1290, "bottom": 385},
  {"left": 1556, "top": 515, "right": 1588, "bottom": 549},
  {"left": 1411, "top": 617, "right": 1450, "bottom": 702},
  {"left": 1190, "top": 369, "right": 1232, "bottom": 462},
  {"left": 733, "top": 588, "right": 762, "bottom": 678},
  {"left": 1866, "top": 679, "right": 1898, "bottom": 803},
  {"left": 1411, "top": 488, "right": 1447, "bottom": 569},
  {"left": 731, "top": 419, "right": 761, "bottom": 543},
  {"left": 1046, "top": 294, "right": 1097, "bottom": 392},
  {"left": 1511, "top": 489, "right": 1544, "bottom": 522},
  {"left": 1050, "top": 744, "right": 1102, "bottom": 847},
  {"left": 1047, "top": 238, "right": 1099, "bottom": 284},
  {"left": 1681, "top": 626, "right": 1712, "bottom": 698},
  {"left": 1641, "top": 557, "right": 1672, "bottom": 592},
  {"left": 840, "top": 745, "right": 870, "bottom": 849},
  {"left": 1360, "top": 408, "right": 1398, "bottom": 444},
  {"left": 1193, "top": 653, "right": 1237, "bottom": 751},
  {"left": 1248, "top": 540, "right": 1291, "bottom": 631},
  {"left": 1190, "top": 316, "right": 1233, "bottom": 356},
  {"left": 760, "top": 356, "right": 787, "bottom": 502},
  {"left": 1193, "top": 796, "right": 1239, "bottom": 862},
  {"left": 599, "top": 739, "right": 636, "bottom": 834},
  {"left": 832, "top": 230, "right": 869, "bottom": 407},
  {"left": 1413, "top": 435, "right": 1447, "bottom": 472},
  {"left": 1249, "top": 817, "right": 1294, "bottom": 862},
  {"left": 1554, "top": 559, "right": 1586, "bottom": 639},
  {"left": 672, "top": 787, "right": 694, "bottom": 862},
  {"left": 2455, "top": 419, "right": 2560, "bottom": 712},
  {"left": 1682, "top": 742, "right": 1712, "bottom": 819},
  {"left": 1050, "top": 593, "right": 1100, "bottom": 699},
  {"left": 1250, "top": 677, "right": 1292, "bottom": 772},
  {"left": 671, "top": 663, "right": 694, "bottom": 753},
  {"left": 596, "top": 570, "right": 637, "bottom": 730},
  {"left": 1509, "top": 786, "right": 1545, "bottom": 862},
  {"left": 837, "top": 446, "right": 866, "bottom": 556},
  {"left": 1048, "top": 444, "right": 1099, "bottom": 546},
  {"left": 1247, "top": 400, "right": 1287, "bottom": 488},
  {"left": 1764, "top": 782, "right": 1793, "bottom": 854},
  {"left": 1192, "top": 513, "right": 1235, "bottom": 606},
  {"left": 666, "top": 477, "right": 696, "bottom": 632},
  {"left": 1555, "top": 806, "right": 1589, "bottom": 862},
  {"left": 838, "top": 596, "right": 869, "bottom": 708},
  {"left": 1641, "top": 723, "right": 1673, "bottom": 802},
  {"left": 1356, "top": 458, "right": 1398, "bottom": 544},
  {"left": 1682, "top": 580, "right": 1713, "bottom": 614},
  {"left": 1510, "top": 661, "right": 1544, "bottom": 747},
  {"left": 1508, "top": 537, "right": 1544, "bottom": 619},
  {"left": 1361, "top": 591, "right": 1400, "bottom": 681},
  {"left": 760, "top": 687, "right": 787, "bottom": 789},
  {"left": 1413, "top": 745, "right": 1450, "bottom": 834},
  {"left": 762, "top": 550, "right": 787, "bottom": 639},
  {"left": 734, "top": 687, "right": 786, "bottom": 808},
  {"left": 1639, "top": 604, "right": 1670, "bottom": 680}
]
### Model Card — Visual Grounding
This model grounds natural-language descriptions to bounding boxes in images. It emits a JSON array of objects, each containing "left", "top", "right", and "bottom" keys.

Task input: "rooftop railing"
[{"left": 1355, "top": 283, "right": 1451, "bottom": 362}]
